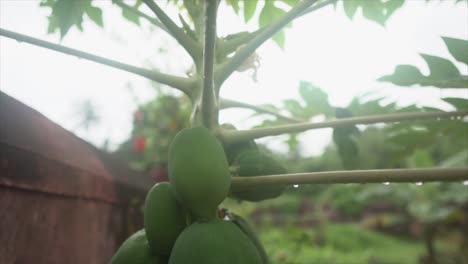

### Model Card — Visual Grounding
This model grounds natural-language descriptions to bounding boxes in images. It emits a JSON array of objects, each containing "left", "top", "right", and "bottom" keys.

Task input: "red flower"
[{"left": 133, "top": 136, "right": 146, "bottom": 153}]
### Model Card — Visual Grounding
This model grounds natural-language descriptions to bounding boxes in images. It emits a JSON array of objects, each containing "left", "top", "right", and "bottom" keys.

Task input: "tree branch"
[
  {"left": 220, "top": 98, "right": 303, "bottom": 123},
  {"left": 220, "top": 110, "right": 468, "bottom": 145},
  {"left": 201, "top": 0, "right": 219, "bottom": 129},
  {"left": 231, "top": 167, "right": 468, "bottom": 190},
  {"left": 215, "top": 0, "right": 319, "bottom": 86},
  {"left": 142, "top": 0, "right": 201, "bottom": 61},
  {"left": 0, "top": 28, "right": 193, "bottom": 95},
  {"left": 298, "top": 0, "right": 337, "bottom": 18},
  {"left": 113, "top": 0, "right": 170, "bottom": 34}
]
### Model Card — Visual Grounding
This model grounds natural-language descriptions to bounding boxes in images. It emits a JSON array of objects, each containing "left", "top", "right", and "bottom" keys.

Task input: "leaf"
[
  {"left": 442, "top": 36, "right": 468, "bottom": 65},
  {"left": 362, "top": 0, "right": 386, "bottom": 26},
  {"left": 226, "top": 0, "right": 240, "bottom": 14},
  {"left": 442, "top": 97, "right": 468, "bottom": 110},
  {"left": 420, "top": 54, "right": 461, "bottom": 80},
  {"left": 85, "top": 5, "right": 103, "bottom": 27},
  {"left": 378, "top": 59, "right": 468, "bottom": 88},
  {"left": 259, "top": 1, "right": 287, "bottom": 48},
  {"left": 280, "top": 0, "right": 301, "bottom": 6},
  {"left": 342, "top": 0, "right": 404, "bottom": 26},
  {"left": 283, "top": 99, "right": 306, "bottom": 118},
  {"left": 122, "top": 6, "right": 140, "bottom": 25},
  {"left": 45, "top": 0, "right": 91, "bottom": 38},
  {"left": 378, "top": 65, "right": 425, "bottom": 86},
  {"left": 385, "top": 0, "right": 405, "bottom": 17},
  {"left": 243, "top": 0, "right": 258, "bottom": 22},
  {"left": 343, "top": 0, "right": 360, "bottom": 19},
  {"left": 298, "top": 81, "right": 332, "bottom": 116},
  {"left": 408, "top": 149, "right": 433, "bottom": 168}
]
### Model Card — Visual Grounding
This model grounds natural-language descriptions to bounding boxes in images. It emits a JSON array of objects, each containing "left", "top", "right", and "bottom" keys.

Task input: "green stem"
[
  {"left": 220, "top": 110, "right": 468, "bottom": 145},
  {"left": 215, "top": 0, "right": 319, "bottom": 86},
  {"left": 0, "top": 28, "right": 194, "bottom": 95},
  {"left": 113, "top": 0, "right": 170, "bottom": 34},
  {"left": 298, "top": 0, "right": 337, "bottom": 18},
  {"left": 220, "top": 98, "right": 303, "bottom": 123},
  {"left": 142, "top": 0, "right": 201, "bottom": 61},
  {"left": 200, "top": 0, "right": 219, "bottom": 129},
  {"left": 230, "top": 167, "right": 468, "bottom": 190}
]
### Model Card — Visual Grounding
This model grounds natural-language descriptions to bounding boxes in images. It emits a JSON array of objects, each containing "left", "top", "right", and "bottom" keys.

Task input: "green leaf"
[
  {"left": 343, "top": 0, "right": 360, "bottom": 19},
  {"left": 385, "top": 0, "right": 405, "bottom": 15},
  {"left": 45, "top": 0, "right": 91, "bottom": 38},
  {"left": 408, "top": 149, "right": 433, "bottom": 168},
  {"left": 442, "top": 36, "right": 468, "bottom": 65},
  {"left": 122, "top": 6, "right": 140, "bottom": 25},
  {"left": 342, "top": 0, "right": 404, "bottom": 26},
  {"left": 442, "top": 97, "right": 468, "bottom": 110},
  {"left": 280, "top": 0, "right": 301, "bottom": 6},
  {"left": 85, "top": 5, "right": 103, "bottom": 27},
  {"left": 283, "top": 99, "right": 306, "bottom": 118},
  {"left": 259, "top": 1, "right": 287, "bottom": 48},
  {"left": 362, "top": 1, "right": 386, "bottom": 26},
  {"left": 420, "top": 54, "right": 461, "bottom": 80},
  {"left": 226, "top": 0, "right": 240, "bottom": 14},
  {"left": 243, "top": 0, "right": 258, "bottom": 22},
  {"left": 272, "top": 31, "right": 286, "bottom": 49},
  {"left": 298, "top": 81, "right": 332, "bottom": 116},
  {"left": 378, "top": 58, "right": 468, "bottom": 88},
  {"left": 378, "top": 65, "right": 425, "bottom": 86}
]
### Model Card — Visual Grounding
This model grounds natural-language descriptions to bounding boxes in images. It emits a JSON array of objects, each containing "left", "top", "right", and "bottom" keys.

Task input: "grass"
[{"left": 258, "top": 223, "right": 425, "bottom": 264}]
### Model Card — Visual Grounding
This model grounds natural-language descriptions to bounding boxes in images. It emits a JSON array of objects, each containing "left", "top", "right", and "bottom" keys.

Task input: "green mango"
[
  {"left": 169, "top": 219, "right": 262, "bottom": 264},
  {"left": 168, "top": 127, "right": 231, "bottom": 219},
  {"left": 230, "top": 150, "right": 287, "bottom": 201},
  {"left": 144, "top": 182, "right": 187, "bottom": 256},
  {"left": 110, "top": 229, "right": 164, "bottom": 264}
]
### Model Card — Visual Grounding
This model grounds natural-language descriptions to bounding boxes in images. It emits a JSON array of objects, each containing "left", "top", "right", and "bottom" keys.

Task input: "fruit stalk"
[
  {"left": 230, "top": 167, "right": 468, "bottom": 190},
  {"left": 221, "top": 110, "right": 468, "bottom": 144}
]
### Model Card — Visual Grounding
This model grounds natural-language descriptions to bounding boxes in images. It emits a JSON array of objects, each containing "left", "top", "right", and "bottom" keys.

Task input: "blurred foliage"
[
  {"left": 115, "top": 94, "right": 190, "bottom": 175},
  {"left": 37, "top": 1, "right": 468, "bottom": 262},
  {"left": 40, "top": 0, "right": 419, "bottom": 47},
  {"left": 259, "top": 223, "right": 425, "bottom": 264},
  {"left": 379, "top": 37, "right": 468, "bottom": 88}
]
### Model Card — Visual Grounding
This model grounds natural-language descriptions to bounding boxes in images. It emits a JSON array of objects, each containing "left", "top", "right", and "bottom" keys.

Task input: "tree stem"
[
  {"left": 230, "top": 167, "right": 468, "bottom": 190},
  {"left": 0, "top": 28, "right": 193, "bottom": 95},
  {"left": 215, "top": 0, "right": 319, "bottom": 86},
  {"left": 142, "top": 0, "right": 201, "bottom": 61},
  {"left": 298, "top": 0, "right": 337, "bottom": 18},
  {"left": 201, "top": 0, "right": 219, "bottom": 129},
  {"left": 220, "top": 110, "right": 468, "bottom": 145}
]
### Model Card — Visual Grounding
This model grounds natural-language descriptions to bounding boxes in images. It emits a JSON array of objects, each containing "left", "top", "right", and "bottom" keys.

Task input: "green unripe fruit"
[
  {"left": 231, "top": 213, "right": 269, "bottom": 264},
  {"left": 231, "top": 150, "right": 287, "bottom": 201},
  {"left": 144, "top": 182, "right": 187, "bottom": 255},
  {"left": 169, "top": 127, "right": 231, "bottom": 219},
  {"left": 221, "top": 123, "right": 258, "bottom": 163},
  {"left": 111, "top": 229, "right": 163, "bottom": 264},
  {"left": 169, "top": 219, "right": 262, "bottom": 264}
]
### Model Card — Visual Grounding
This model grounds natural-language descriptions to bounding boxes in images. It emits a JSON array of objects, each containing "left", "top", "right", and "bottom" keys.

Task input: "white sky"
[{"left": 1, "top": 0, "right": 467, "bottom": 156}]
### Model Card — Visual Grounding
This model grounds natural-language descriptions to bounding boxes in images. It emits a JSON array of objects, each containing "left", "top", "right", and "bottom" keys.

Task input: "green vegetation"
[
  {"left": 259, "top": 224, "right": 425, "bottom": 264},
  {"left": 2, "top": 0, "right": 467, "bottom": 263}
]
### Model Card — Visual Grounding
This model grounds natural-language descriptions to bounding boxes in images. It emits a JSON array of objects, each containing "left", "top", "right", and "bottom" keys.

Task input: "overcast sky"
[{"left": 1, "top": 0, "right": 467, "bottom": 156}]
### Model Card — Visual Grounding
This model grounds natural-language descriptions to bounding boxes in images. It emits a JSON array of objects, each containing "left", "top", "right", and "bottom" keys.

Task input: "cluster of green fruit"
[{"left": 111, "top": 126, "right": 286, "bottom": 263}]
